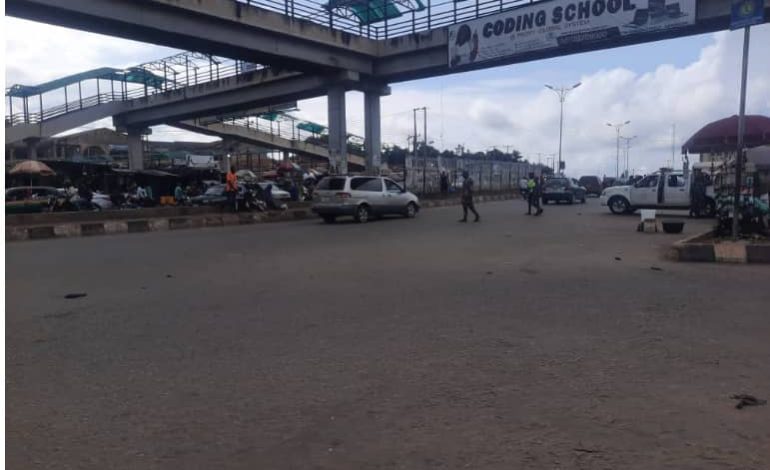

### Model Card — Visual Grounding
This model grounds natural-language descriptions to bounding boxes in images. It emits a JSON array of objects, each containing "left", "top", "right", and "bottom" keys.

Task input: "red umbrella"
[{"left": 682, "top": 115, "right": 770, "bottom": 154}]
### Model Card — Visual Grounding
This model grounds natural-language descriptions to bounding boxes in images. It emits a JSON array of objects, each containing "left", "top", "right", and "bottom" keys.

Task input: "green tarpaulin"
[
  {"left": 297, "top": 122, "right": 326, "bottom": 134},
  {"left": 325, "top": 0, "right": 404, "bottom": 25},
  {"left": 6, "top": 67, "right": 168, "bottom": 98}
]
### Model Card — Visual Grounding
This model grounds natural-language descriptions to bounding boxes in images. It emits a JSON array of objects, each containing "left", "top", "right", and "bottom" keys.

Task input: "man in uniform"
[{"left": 459, "top": 170, "right": 480, "bottom": 223}]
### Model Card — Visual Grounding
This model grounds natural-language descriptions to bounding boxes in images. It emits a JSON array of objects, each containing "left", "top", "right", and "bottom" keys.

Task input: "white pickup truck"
[{"left": 600, "top": 168, "right": 715, "bottom": 216}]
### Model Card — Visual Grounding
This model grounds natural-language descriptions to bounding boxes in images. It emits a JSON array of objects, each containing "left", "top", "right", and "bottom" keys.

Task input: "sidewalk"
[{"left": 6, "top": 193, "right": 520, "bottom": 242}]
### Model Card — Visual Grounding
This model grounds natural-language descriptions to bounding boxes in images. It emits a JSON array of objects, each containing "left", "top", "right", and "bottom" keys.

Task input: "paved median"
[{"left": 6, "top": 193, "right": 520, "bottom": 242}]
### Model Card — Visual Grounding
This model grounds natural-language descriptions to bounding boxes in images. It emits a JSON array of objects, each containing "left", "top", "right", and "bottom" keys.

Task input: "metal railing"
[
  {"left": 239, "top": 0, "right": 547, "bottom": 39},
  {"left": 6, "top": 51, "right": 269, "bottom": 127},
  {"left": 196, "top": 114, "right": 367, "bottom": 157}
]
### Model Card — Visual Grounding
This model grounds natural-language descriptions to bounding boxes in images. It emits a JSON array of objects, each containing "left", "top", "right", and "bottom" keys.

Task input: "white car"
[
  {"left": 312, "top": 175, "right": 420, "bottom": 223},
  {"left": 257, "top": 182, "right": 291, "bottom": 200},
  {"left": 600, "top": 169, "right": 715, "bottom": 215},
  {"left": 90, "top": 192, "right": 114, "bottom": 210}
]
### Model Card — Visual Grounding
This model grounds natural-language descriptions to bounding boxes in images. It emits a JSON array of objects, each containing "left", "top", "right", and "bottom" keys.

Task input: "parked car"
[
  {"left": 578, "top": 176, "right": 602, "bottom": 196},
  {"left": 5, "top": 186, "right": 63, "bottom": 214},
  {"left": 541, "top": 177, "right": 586, "bottom": 204},
  {"left": 600, "top": 169, "right": 716, "bottom": 215},
  {"left": 190, "top": 184, "right": 258, "bottom": 210},
  {"left": 256, "top": 182, "right": 291, "bottom": 201},
  {"left": 90, "top": 191, "right": 114, "bottom": 211},
  {"left": 312, "top": 176, "right": 420, "bottom": 223}
]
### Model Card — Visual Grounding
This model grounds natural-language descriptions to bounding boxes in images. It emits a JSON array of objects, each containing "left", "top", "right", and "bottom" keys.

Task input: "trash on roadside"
[{"left": 730, "top": 394, "right": 767, "bottom": 409}]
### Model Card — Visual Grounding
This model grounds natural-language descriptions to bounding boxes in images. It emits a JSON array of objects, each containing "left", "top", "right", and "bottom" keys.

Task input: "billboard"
[{"left": 448, "top": 0, "right": 697, "bottom": 68}]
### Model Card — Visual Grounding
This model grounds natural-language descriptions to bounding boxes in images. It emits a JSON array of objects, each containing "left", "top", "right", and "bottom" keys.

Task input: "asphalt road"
[{"left": 7, "top": 199, "right": 770, "bottom": 469}]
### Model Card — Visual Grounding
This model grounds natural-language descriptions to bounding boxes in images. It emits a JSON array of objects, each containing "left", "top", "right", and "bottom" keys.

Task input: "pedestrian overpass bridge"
[
  {"left": 5, "top": 51, "right": 368, "bottom": 169},
  {"left": 7, "top": 0, "right": 768, "bottom": 173}
]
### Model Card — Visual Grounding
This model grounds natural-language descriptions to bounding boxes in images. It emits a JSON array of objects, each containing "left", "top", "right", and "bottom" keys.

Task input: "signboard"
[
  {"left": 730, "top": 0, "right": 765, "bottom": 30},
  {"left": 448, "top": 0, "right": 697, "bottom": 68}
]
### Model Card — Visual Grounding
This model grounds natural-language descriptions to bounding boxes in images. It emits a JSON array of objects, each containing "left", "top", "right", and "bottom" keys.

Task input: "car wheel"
[
  {"left": 322, "top": 215, "right": 336, "bottom": 224},
  {"left": 608, "top": 196, "right": 630, "bottom": 215},
  {"left": 703, "top": 198, "right": 717, "bottom": 218},
  {"left": 581, "top": 196, "right": 586, "bottom": 204},
  {"left": 355, "top": 205, "right": 371, "bottom": 223},
  {"left": 404, "top": 202, "right": 418, "bottom": 218},
  {"left": 542, "top": 198, "right": 548, "bottom": 205},
  {"left": 567, "top": 196, "right": 574, "bottom": 205}
]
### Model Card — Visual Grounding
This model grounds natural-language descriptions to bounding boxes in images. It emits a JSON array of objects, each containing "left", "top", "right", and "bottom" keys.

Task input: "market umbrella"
[
  {"left": 682, "top": 115, "right": 770, "bottom": 154},
  {"left": 9, "top": 160, "right": 56, "bottom": 176},
  {"left": 280, "top": 161, "right": 303, "bottom": 171},
  {"left": 235, "top": 169, "right": 257, "bottom": 181}
]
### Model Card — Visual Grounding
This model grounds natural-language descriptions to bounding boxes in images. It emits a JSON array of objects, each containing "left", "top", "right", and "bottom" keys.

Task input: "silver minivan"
[{"left": 312, "top": 176, "right": 420, "bottom": 223}]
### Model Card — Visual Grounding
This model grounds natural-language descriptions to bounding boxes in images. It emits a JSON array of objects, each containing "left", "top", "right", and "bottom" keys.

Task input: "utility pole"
[
  {"left": 422, "top": 107, "right": 428, "bottom": 194},
  {"left": 607, "top": 121, "right": 631, "bottom": 178},
  {"left": 671, "top": 123, "right": 676, "bottom": 169},
  {"left": 733, "top": 26, "right": 751, "bottom": 240},
  {"left": 545, "top": 82, "right": 581, "bottom": 174}
]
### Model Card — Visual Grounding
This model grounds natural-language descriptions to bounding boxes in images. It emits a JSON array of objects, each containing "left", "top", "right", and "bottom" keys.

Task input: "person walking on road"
[
  {"left": 526, "top": 173, "right": 543, "bottom": 216},
  {"left": 226, "top": 166, "right": 239, "bottom": 212},
  {"left": 459, "top": 170, "right": 480, "bottom": 223}
]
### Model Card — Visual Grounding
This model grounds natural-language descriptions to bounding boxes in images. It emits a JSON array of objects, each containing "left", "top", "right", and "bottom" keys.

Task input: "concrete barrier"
[
  {"left": 6, "top": 192, "right": 519, "bottom": 242},
  {"left": 670, "top": 230, "right": 770, "bottom": 264}
]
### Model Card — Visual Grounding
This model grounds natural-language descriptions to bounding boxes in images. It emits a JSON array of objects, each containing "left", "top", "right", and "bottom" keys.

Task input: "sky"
[{"left": 4, "top": 15, "right": 770, "bottom": 177}]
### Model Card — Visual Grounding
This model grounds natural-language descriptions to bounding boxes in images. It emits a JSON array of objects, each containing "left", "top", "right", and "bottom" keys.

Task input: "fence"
[{"left": 403, "top": 155, "right": 542, "bottom": 195}]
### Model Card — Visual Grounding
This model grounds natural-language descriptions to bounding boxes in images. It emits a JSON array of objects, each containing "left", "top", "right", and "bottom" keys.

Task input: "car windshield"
[{"left": 545, "top": 178, "right": 569, "bottom": 188}]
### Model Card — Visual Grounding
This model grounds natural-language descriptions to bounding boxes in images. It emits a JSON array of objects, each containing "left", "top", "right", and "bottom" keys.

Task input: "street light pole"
[
  {"left": 733, "top": 26, "right": 751, "bottom": 240},
  {"left": 545, "top": 82, "right": 581, "bottom": 175},
  {"left": 607, "top": 121, "right": 631, "bottom": 178},
  {"left": 620, "top": 135, "right": 636, "bottom": 177}
]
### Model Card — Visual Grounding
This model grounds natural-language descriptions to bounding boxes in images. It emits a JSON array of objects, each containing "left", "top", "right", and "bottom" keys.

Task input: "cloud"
[{"left": 294, "top": 26, "right": 770, "bottom": 177}]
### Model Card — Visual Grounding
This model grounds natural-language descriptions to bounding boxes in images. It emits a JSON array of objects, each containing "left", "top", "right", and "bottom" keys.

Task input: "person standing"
[
  {"left": 526, "top": 173, "right": 543, "bottom": 216},
  {"left": 174, "top": 182, "right": 185, "bottom": 205},
  {"left": 440, "top": 171, "right": 449, "bottom": 194},
  {"left": 459, "top": 170, "right": 480, "bottom": 223},
  {"left": 226, "top": 166, "right": 238, "bottom": 212}
]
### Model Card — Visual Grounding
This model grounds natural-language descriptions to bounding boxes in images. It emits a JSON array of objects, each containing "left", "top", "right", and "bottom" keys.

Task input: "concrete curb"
[
  {"left": 6, "top": 193, "right": 518, "bottom": 242},
  {"left": 670, "top": 229, "right": 770, "bottom": 264}
]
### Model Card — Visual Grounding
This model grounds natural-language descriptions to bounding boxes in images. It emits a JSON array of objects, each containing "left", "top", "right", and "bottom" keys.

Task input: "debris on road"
[
  {"left": 165, "top": 274, "right": 174, "bottom": 278},
  {"left": 731, "top": 394, "right": 767, "bottom": 409},
  {"left": 64, "top": 293, "right": 87, "bottom": 299},
  {"left": 573, "top": 448, "right": 601, "bottom": 454},
  {"left": 614, "top": 257, "right": 622, "bottom": 261},
  {"left": 650, "top": 266, "right": 663, "bottom": 271}
]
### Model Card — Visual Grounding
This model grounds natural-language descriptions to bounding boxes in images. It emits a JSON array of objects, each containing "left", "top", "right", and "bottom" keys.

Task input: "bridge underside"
[{"left": 172, "top": 119, "right": 366, "bottom": 170}]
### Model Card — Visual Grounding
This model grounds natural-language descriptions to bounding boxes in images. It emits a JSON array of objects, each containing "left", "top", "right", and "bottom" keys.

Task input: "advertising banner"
[{"left": 448, "top": 0, "right": 697, "bottom": 68}]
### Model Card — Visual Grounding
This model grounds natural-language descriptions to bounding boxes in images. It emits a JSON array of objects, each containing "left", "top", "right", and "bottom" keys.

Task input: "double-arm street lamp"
[
  {"left": 607, "top": 120, "right": 631, "bottom": 178},
  {"left": 545, "top": 82, "right": 581, "bottom": 174}
]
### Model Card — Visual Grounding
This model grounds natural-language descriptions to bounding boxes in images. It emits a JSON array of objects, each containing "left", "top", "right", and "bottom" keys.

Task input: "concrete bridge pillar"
[
  {"left": 127, "top": 128, "right": 144, "bottom": 170},
  {"left": 364, "top": 91, "right": 385, "bottom": 175},
  {"left": 327, "top": 85, "right": 347, "bottom": 175}
]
